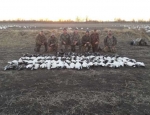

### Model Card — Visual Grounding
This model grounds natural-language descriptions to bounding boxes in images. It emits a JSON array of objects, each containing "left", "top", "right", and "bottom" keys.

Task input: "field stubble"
[{"left": 0, "top": 27, "right": 150, "bottom": 115}]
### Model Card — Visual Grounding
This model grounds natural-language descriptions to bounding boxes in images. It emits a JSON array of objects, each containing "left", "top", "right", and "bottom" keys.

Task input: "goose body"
[
  {"left": 57, "top": 61, "right": 64, "bottom": 69},
  {"left": 125, "top": 61, "right": 136, "bottom": 67},
  {"left": 64, "top": 62, "right": 70, "bottom": 69},
  {"left": 32, "top": 64, "right": 40, "bottom": 70},
  {"left": 18, "top": 58, "right": 23, "bottom": 64},
  {"left": 135, "top": 62, "right": 145, "bottom": 67},
  {"left": 8, "top": 60, "right": 18, "bottom": 66},
  {"left": 51, "top": 61, "right": 57, "bottom": 69},
  {"left": 88, "top": 62, "right": 93, "bottom": 67},
  {"left": 46, "top": 60, "right": 51, "bottom": 69},
  {"left": 4, "top": 64, "right": 17, "bottom": 70},
  {"left": 82, "top": 61, "right": 89, "bottom": 69},
  {"left": 18, "top": 65, "right": 26, "bottom": 70},
  {"left": 70, "top": 62, "right": 75, "bottom": 69},
  {"left": 98, "top": 61, "right": 105, "bottom": 67},
  {"left": 26, "top": 64, "right": 33, "bottom": 69},
  {"left": 75, "top": 61, "right": 82, "bottom": 70},
  {"left": 40, "top": 63, "right": 47, "bottom": 69}
]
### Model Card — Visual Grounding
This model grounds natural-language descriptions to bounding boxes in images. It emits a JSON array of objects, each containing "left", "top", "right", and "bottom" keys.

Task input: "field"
[{"left": 0, "top": 22, "right": 150, "bottom": 115}]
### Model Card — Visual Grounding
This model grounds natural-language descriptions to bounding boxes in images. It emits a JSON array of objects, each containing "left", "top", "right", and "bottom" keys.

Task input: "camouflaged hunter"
[
  {"left": 104, "top": 30, "right": 117, "bottom": 52},
  {"left": 81, "top": 31, "right": 91, "bottom": 52},
  {"left": 60, "top": 28, "right": 71, "bottom": 52},
  {"left": 70, "top": 29, "right": 81, "bottom": 52},
  {"left": 34, "top": 31, "right": 48, "bottom": 52},
  {"left": 90, "top": 29, "right": 99, "bottom": 52},
  {"left": 48, "top": 34, "right": 58, "bottom": 52}
]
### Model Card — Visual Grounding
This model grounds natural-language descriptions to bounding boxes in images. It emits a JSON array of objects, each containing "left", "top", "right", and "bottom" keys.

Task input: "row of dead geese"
[{"left": 4, "top": 52, "right": 145, "bottom": 71}]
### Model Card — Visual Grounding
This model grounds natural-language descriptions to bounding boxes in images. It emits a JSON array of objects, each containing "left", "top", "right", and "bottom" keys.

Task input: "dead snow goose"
[
  {"left": 82, "top": 60, "right": 89, "bottom": 69},
  {"left": 135, "top": 62, "right": 145, "bottom": 67},
  {"left": 8, "top": 60, "right": 18, "bottom": 66},
  {"left": 46, "top": 60, "right": 51, "bottom": 70},
  {"left": 32, "top": 64, "right": 40, "bottom": 70},
  {"left": 40, "top": 62, "right": 47, "bottom": 69},
  {"left": 70, "top": 62, "right": 75, "bottom": 69},
  {"left": 75, "top": 61, "right": 82, "bottom": 70},
  {"left": 26, "top": 64, "right": 34, "bottom": 70}
]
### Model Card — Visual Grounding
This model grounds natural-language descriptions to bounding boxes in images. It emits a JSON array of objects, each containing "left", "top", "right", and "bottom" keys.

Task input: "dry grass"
[
  {"left": 0, "top": 27, "right": 150, "bottom": 115},
  {"left": 0, "top": 28, "right": 149, "bottom": 49}
]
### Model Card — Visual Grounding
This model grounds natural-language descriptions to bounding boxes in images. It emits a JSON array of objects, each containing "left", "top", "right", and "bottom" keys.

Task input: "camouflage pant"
[
  {"left": 48, "top": 45, "right": 58, "bottom": 53},
  {"left": 92, "top": 44, "right": 99, "bottom": 52},
  {"left": 71, "top": 45, "right": 81, "bottom": 52},
  {"left": 82, "top": 44, "right": 91, "bottom": 52},
  {"left": 34, "top": 43, "right": 48, "bottom": 52},
  {"left": 104, "top": 46, "right": 116, "bottom": 53},
  {"left": 59, "top": 44, "right": 70, "bottom": 52}
]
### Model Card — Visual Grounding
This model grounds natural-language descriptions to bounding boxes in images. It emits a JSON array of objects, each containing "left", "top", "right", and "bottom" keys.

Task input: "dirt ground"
[{"left": 0, "top": 23, "right": 150, "bottom": 115}]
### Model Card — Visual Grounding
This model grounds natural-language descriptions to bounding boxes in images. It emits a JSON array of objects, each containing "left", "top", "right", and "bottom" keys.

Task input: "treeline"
[{"left": 0, "top": 18, "right": 150, "bottom": 23}]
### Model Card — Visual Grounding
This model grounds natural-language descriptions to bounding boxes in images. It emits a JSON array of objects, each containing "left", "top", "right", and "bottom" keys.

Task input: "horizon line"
[
  {"left": 0, "top": 17, "right": 150, "bottom": 22},
  {"left": 0, "top": 20, "right": 150, "bottom": 23}
]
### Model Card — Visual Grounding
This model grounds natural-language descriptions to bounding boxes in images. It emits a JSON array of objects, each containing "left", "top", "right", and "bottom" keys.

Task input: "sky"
[{"left": 0, "top": 0, "right": 149, "bottom": 21}]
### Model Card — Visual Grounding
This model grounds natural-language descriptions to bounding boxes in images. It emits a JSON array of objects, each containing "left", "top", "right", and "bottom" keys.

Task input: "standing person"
[
  {"left": 34, "top": 31, "right": 47, "bottom": 52},
  {"left": 104, "top": 30, "right": 117, "bottom": 52},
  {"left": 70, "top": 29, "right": 81, "bottom": 52},
  {"left": 81, "top": 30, "right": 91, "bottom": 52},
  {"left": 60, "top": 28, "right": 71, "bottom": 52},
  {"left": 48, "top": 33, "right": 58, "bottom": 53},
  {"left": 90, "top": 29, "right": 99, "bottom": 52}
]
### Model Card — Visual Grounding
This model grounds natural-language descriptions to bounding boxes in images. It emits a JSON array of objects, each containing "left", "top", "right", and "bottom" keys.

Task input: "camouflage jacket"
[
  {"left": 104, "top": 36, "right": 117, "bottom": 47},
  {"left": 60, "top": 33, "right": 71, "bottom": 45},
  {"left": 90, "top": 33, "right": 99, "bottom": 46},
  {"left": 36, "top": 34, "right": 47, "bottom": 45},
  {"left": 48, "top": 36, "right": 57, "bottom": 47},
  {"left": 82, "top": 35, "right": 91, "bottom": 46},
  {"left": 70, "top": 33, "right": 80, "bottom": 45}
]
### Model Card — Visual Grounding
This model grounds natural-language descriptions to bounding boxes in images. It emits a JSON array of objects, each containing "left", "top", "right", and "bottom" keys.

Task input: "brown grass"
[{"left": 0, "top": 28, "right": 150, "bottom": 115}]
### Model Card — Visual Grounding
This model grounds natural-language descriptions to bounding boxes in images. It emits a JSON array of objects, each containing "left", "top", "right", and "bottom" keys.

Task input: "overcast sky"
[{"left": 0, "top": 0, "right": 149, "bottom": 21}]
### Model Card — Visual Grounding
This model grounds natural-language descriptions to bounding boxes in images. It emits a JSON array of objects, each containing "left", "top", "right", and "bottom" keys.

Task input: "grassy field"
[{"left": 0, "top": 25, "right": 150, "bottom": 115}]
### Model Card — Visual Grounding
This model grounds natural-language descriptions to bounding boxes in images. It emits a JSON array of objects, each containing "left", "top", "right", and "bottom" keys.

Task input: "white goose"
[
  {"left": 135, "top": 62, "right": 145, "bottom": 67},
  {"left": 64, "top": 62, "right": 70, "bottom": 69},
  {"left": 87, "top": 61, "right": 93, "bottom": 67},
  {"left": 51, "top": 60, "right": 57, "bottom": 69},
  {"left": 125, "top": 61, "right": 136, "bottom": 67},
  {"left": 82, "top": 60, "right": 89, "bottom": 69},
  {"left": 32, "top": 64, "right": 40, "bottom": 70},
  {"left": 57, "top": 60, "right": 65, "bottom": 69},
  {"left": 40, "top": 63, "right": 47, "bottom": 69},
  {"left": 18, "top": 58, "right": 23, "bottom": 64},
  {"left": 75, "top": 61, "right": 82, "bottom": 70},
  {"left": 70, "top": 62, "right": 75, "bottom": 69},
  {"left": 26, "top": 64, "right": 34, "bottom": 69},
  {"left": 8, "top": 60, "right": 18, "bottom": 66},
  {"left": 46, "top": 60, "right": 51, "bottom": 70}
]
